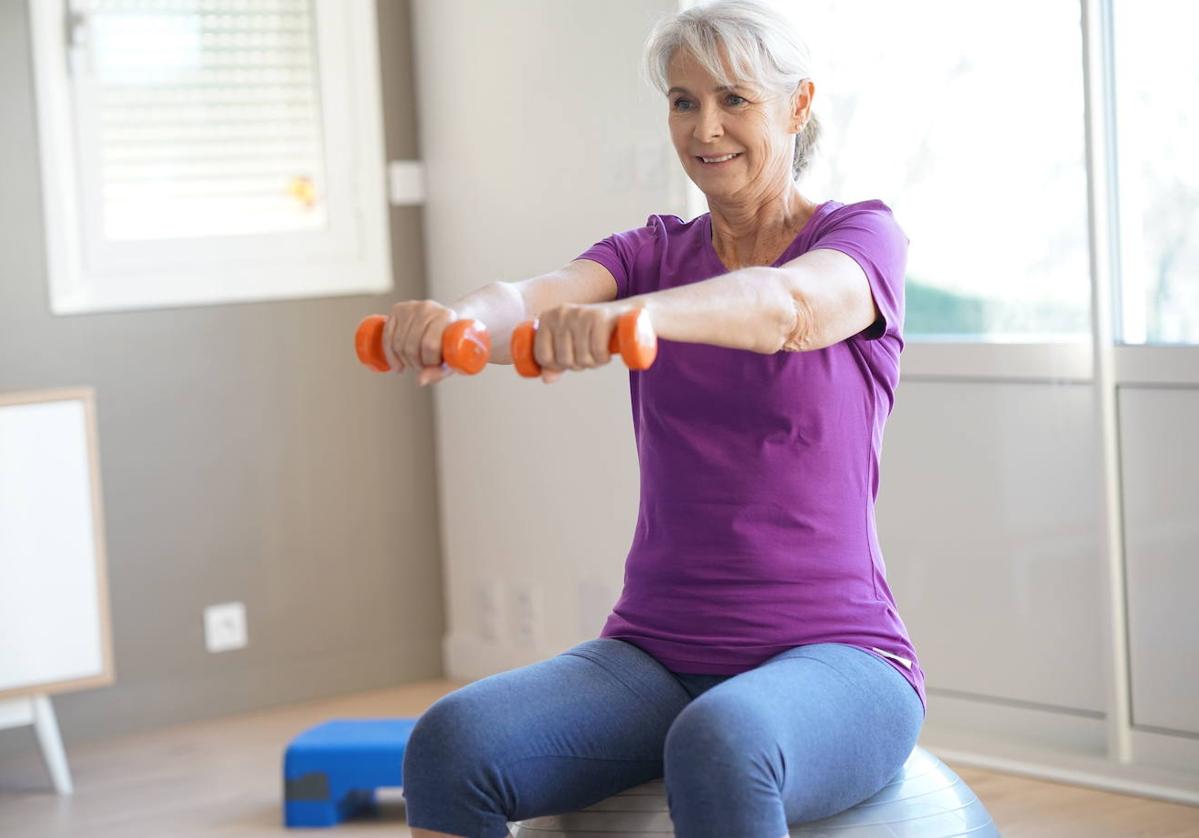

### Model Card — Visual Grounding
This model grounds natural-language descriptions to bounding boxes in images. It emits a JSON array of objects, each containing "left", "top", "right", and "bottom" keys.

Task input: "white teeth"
[{"left": 701, "top": 153, "right": 738, "bottom": 163}]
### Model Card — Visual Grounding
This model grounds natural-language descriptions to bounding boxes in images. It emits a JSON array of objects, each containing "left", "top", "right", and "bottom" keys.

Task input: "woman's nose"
[{"left": 692, "top": 105, "right": 723, "bottom": 141}]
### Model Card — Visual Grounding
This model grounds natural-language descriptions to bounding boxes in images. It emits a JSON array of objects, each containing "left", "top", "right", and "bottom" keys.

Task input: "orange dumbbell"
[
  {"left": 354, "top": 315, "right": 492, "bottom": 375},
  {"left": 510, "top": 308, "right": 657, "bottom": 378}
]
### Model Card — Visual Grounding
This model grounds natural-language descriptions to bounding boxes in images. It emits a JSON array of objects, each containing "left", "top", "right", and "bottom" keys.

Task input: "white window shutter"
[{"left": 30, "top": 0, "right": 392, "bottom": 313}]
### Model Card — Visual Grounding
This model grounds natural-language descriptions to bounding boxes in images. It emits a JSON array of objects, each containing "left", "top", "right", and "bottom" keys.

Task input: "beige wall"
[{"left": 0, "top": 0, "right": 443, "bottom": 759}]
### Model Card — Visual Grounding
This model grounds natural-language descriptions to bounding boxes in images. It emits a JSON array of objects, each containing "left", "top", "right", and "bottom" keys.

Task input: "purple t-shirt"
[{"left": 576, "top": 199, "right": 925, "bottom": 713}]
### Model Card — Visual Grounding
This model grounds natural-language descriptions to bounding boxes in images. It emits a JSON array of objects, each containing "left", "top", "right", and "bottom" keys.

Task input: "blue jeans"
[{"left": 402, "top": 639, "right": 924, "bottom": 838}]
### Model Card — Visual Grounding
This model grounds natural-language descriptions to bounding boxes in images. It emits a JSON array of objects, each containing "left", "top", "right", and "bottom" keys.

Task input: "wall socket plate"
[
  {"left": 387, "top": 160, "right": 426, "bottom": 205},
  {"left": 204, "top": 602, "right": 248, "bottom": 653}
]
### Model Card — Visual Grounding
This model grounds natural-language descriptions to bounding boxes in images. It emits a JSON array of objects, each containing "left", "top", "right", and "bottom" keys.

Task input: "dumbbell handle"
[
  {"left": 354, "top": 315, "right": 491, "bottom": 374},
  {"left": 511, "top": 308, "right": 657, "bottom": 378}
]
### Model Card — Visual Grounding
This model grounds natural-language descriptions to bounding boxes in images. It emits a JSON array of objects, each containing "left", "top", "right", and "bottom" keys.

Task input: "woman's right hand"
[{"left": 383, "top": 300, "right": 459, "bottom": 386}]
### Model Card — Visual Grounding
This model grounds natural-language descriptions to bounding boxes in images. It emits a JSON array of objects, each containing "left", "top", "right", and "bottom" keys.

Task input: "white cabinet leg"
[{"left": 32, "top": 695, "right": 73, "bottom": 795}]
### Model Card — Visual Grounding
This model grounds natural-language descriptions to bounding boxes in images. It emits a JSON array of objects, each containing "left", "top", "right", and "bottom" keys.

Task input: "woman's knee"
[
  {"left": 402, "top": 689, "right": 517, "bottom": 836},
  {"left": 663, "top": 693, "right": 780, "bottom": 788},
  {"left": 404, "top": 689, "right": 505, "bottom": 790}
]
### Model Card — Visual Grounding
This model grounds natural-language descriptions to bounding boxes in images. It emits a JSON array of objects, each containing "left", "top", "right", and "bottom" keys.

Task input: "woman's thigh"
[
  {"left": 402, "top": 638, "right": 691, "bottom": 837},
  {"left": 664, "top": 644, "right": 924, "bottom": 833}
]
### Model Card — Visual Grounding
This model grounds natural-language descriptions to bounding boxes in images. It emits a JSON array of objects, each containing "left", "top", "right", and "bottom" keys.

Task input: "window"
[
  {"left": 29, "top": 0, "right": 391, "bottom": 314},
  {"left": 1111, "top": 0, "right": 1199, "bottom": 345},
  {"left": 773, "top": 0, "right": 1093, "bottom": 341}
]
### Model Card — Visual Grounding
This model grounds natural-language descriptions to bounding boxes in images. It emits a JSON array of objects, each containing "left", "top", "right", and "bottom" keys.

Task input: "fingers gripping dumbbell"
[
  {"left": 509, "top": 308, "right": 657, "bottom": 378},
  {"left": 354, "top": 315, "right": 491, "bottom": 374}
]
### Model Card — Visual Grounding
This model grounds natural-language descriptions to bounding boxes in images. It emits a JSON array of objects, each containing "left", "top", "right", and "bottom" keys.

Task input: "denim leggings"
[{"left": 401, "top": 639, "right": 924, "bottom": 838}]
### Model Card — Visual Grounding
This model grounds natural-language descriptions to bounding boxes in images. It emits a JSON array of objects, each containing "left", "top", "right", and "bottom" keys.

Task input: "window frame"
[{"left": 28, "top": 0, "right": 392, "bottom": 315}]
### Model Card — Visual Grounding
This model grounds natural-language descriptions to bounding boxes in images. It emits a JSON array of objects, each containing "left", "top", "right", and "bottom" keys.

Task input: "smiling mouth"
[{"left": 697, "top": 152, "right": 742, "bottom": 165}]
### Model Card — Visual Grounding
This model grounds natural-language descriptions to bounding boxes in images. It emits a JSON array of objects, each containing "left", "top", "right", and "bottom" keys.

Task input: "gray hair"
[{"left": 643, "top": 0, "right": 821, "bottom": 179}]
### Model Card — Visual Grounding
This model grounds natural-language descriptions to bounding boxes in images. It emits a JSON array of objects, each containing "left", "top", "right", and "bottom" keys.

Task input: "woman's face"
[{"left": 665, "top": 47, "right": 811, "bottom": 203}]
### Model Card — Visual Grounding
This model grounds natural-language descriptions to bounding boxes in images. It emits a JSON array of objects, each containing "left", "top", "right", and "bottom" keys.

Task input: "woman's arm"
[
  {"left": 449, "top": 259, "right": 618, "bottom": 364},
  {"left": 523, "top": 248, "right": 879, "bottom": 382},
  {"left": 631, "top": 248, "right": 879, "bottom": 354}
]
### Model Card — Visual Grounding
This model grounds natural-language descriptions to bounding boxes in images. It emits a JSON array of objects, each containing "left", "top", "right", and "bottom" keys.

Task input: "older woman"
[{"left": 395, "top": 2, "right": 924, "bottom": 837}]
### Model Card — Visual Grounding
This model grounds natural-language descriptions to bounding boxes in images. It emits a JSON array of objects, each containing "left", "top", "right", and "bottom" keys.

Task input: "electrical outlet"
[
  {"left": 387, "top": 160, "right": 426, "bottom": 206},
  {"left": 510, "top": 584, "right": 541, "bottom": 649},
  {"left": 475, "top": 581, "right": 501, "bottom": 643},
  {"left": 204, "top": 602, "right": 248, "bottom": 653}
]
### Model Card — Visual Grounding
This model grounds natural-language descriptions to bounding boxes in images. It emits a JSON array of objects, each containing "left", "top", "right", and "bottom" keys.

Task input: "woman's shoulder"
[
  {"left": 819, "top": 198, "right": 897, "bottom": 221},
  {"left": 605, "top": 212, "right": 705, "bottom": 253},
  {"left": 810, "top": 198, "right": 907, "bottom": 242},
  {"left": 641, "top": 212, "right": 705, "bottom": 235}
]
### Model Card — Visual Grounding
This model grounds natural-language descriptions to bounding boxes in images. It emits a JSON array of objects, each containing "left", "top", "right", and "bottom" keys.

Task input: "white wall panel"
[
  {"left": 411, "top": 0, "right": 680, "bottom": 678},
  {"left": 877, "top": 380, "right": 1107, "bottom": 714},
  {"left": 1119, "top": 386, "right": 1199, "bottom": 736}
]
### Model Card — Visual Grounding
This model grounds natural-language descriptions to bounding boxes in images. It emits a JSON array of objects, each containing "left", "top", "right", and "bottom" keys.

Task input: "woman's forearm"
[
  {"left": 447, "top": 281, "right": 527, "bottom": 364},
  {"left": 633, "top": 266, "right": 797, "bottom": 354},
  {"left": 445, "top": 266, "right": 800, "bottom": 370}
]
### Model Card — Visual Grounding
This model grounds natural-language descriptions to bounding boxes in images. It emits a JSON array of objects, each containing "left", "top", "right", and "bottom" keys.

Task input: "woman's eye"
[
  {"left": 726, "top": 94, "right": 747, "bottom": 106},
  {"left": 671, "top": 99, "right": 693, "bottom": 111}
]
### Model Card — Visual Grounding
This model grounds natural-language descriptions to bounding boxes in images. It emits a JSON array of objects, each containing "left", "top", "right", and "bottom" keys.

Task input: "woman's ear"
[{"left": 790, "top": 78, "right": 815, "bottom": 133}]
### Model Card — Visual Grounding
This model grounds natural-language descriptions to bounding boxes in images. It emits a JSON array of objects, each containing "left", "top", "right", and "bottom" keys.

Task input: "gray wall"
[{"left": 0, "top": 0, "right": 443, "bottom": 763}]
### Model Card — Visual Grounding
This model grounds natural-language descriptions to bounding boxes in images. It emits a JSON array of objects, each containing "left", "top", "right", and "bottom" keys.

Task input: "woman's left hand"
[{"left": 533, "top": 302, "right": 629, "bottom": 383}]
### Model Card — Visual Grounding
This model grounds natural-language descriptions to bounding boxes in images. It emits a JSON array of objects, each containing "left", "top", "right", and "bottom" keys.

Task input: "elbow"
[
  {"left": 778, "top": 291, "right": 818, "bottom": 352},
  {"left": 498, "top": 280, "right": 530, "bottom": 317}
]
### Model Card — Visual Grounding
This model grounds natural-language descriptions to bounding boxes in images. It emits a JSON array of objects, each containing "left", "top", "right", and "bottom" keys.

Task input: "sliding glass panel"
[{"left": 1111, "top": 0, "right": 1199, "bottom": 345}]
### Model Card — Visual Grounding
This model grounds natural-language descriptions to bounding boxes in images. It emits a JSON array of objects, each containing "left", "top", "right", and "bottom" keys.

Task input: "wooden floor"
[{"left": 1, "top": 680, "right": 1197, "bottom": 838}]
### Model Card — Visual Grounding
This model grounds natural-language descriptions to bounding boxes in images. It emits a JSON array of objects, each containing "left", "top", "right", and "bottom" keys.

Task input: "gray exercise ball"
[{"left": 511, "top": 746, "right": 1000, "bottom": 837}]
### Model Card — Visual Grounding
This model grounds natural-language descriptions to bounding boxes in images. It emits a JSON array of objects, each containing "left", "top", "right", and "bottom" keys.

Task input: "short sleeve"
[
  {"left": 809, "top": 200, "right": 908, "bottom": 342},
  {"left": 574, "top": 217, "right": 659, "bottom": 300}
]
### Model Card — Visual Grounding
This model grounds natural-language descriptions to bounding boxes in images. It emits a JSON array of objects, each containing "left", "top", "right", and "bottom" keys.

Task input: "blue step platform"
[{"left": 283, "top": 718, "right": 418, "bottom": 828}]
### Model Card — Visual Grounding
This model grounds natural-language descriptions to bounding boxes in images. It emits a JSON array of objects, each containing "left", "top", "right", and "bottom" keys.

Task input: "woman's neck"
[{"left": 707, "top": 184, "right": 818, "bottom": 270}]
